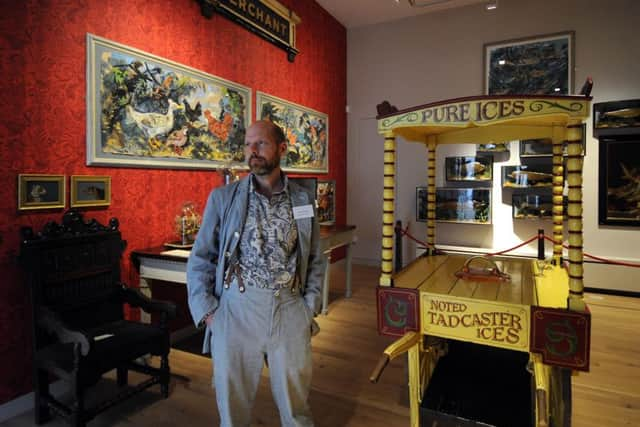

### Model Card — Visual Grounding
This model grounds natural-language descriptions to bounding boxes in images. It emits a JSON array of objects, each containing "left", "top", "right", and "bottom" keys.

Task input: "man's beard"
[{"left": 248, "top": 155, "right": 280, "bottom": 175}]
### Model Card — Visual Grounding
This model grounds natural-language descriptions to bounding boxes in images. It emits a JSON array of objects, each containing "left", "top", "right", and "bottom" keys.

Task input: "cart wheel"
[{"left": 549, "top": 367, "right": 572, "bottom": 427}]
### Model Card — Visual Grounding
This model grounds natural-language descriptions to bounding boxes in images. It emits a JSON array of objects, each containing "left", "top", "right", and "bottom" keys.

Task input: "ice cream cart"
[{"left": 370, "top": 95, "right": 592, "bottom": 427}]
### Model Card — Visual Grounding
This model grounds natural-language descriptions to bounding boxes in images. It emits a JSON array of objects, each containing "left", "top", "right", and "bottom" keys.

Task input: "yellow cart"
[{"left": 370, "top": 95, "right": 592, "bottom": 427}]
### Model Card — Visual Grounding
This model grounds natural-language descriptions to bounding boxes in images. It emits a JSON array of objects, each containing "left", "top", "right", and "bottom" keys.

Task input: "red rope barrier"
[
  {"left": 399, "top": 226, "right": 640, "bottom": 268},
  {"left": 486, "top": 235, "right": 539, "bottom": 256},
  {"left": 400, "top": 226, "right": 435, "bottom": 249},
  {"left": 543, "top": 235, "right": 640, "bottom": 267}
]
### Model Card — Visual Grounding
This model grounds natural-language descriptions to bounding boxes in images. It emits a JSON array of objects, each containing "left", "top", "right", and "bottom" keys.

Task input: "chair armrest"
[
  {"left": 120, "top": 286, "right": 177, "bottom": 319},
  {"left": 37, "top": 307, "right": 91, "bottom": 356}
]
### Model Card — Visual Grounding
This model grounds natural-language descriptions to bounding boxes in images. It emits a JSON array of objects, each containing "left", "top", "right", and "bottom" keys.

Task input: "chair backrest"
[{"left": 20, "top": 211, "right": 126, "bottom": 346}]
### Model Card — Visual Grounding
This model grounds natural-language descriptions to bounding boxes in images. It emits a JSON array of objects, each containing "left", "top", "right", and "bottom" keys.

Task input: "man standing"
[{"left": 187, "top": 120, "right": 325, "bottom": 426}]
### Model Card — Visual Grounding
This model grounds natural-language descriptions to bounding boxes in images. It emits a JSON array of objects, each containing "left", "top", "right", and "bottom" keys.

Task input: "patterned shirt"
[{"left": 237, "top": 174, "right": 298, "bottom": 289}]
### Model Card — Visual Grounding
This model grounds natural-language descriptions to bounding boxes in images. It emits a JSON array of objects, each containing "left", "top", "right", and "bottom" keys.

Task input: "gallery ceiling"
[{"left": 315, "top": 0, "right": 489, "bottom": 28}]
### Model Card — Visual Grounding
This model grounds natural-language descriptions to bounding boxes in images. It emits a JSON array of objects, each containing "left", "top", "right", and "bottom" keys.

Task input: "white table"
[{"left": 132, "top": 224, "right": 357, "bottom": 321}]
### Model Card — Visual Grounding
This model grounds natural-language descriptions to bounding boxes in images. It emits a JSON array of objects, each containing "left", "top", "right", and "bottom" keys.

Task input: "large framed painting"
[
  {"left": 599, "top": 138, "right": 640, "bottom": 226},
  {"left": 256, "top": 91, "right": 328, "bottom": 173},
  {"left": 484, "top": 31, "right": 574, "bottom": 95},
  {"left": 86, "top": 34, "right": 251, "bottom": 170},
  {"left": 435, "top": 188, "right": 491, "bottom": 224}
]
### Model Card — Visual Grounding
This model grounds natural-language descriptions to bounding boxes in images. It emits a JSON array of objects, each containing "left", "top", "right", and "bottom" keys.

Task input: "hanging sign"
[{"left": 197, "top": 0, "right": 301, "bottom": 62}]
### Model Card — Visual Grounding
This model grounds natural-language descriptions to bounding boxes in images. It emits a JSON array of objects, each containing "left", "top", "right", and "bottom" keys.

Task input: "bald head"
[
  {"left": 249, "top": 120, "right": 286, "bottom": 145},
  {"left": 244, "top": 120, "right": 287, "bottom": 176}
]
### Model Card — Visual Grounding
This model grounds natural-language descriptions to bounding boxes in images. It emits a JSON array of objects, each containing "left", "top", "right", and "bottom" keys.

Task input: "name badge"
[{"left": 293, "top": 204, "right": 314, "bottom": 219}]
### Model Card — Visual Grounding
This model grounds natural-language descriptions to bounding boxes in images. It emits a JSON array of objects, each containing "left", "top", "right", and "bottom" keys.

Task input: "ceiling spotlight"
[{"left": 485, "top": 1, "right": 498, "bottom": 10}]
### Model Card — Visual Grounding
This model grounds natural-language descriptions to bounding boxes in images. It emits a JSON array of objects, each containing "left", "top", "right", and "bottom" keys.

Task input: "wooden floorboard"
[{"left": 2, "top": 263, "right": 638, "bottom": 426}]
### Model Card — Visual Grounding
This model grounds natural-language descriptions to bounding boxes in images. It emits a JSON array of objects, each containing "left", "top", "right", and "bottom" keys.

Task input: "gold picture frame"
[
  {"left": 70, "top": 175, "right": 111, "bottom": 208},
  {"left": 18, "top": 174, "right": 66, "bottom": 211}
]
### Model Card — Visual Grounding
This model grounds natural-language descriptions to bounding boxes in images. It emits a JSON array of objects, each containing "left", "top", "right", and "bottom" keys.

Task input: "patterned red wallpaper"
[{"left": 0, "top": 0, "right": 346, "bottom": 404}]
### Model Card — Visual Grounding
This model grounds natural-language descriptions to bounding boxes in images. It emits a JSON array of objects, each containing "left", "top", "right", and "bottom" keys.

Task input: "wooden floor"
[{"left": 2, "top": 263, "right": 639, "bottom": 426}]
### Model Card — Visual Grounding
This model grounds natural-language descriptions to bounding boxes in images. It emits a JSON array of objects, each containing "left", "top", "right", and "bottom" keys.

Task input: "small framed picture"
[
  {"left": 416, "top": 187, "right": 428, "bottom": 222},
  {"left": 70, "top": 175, "right": 111, "bottom": 208},
  {"left": 477, "top": 143, "right": 509, "bottom": 154},
  {"left": 520, "top": 139, "right": 553, "bottom": 157},
  {"left": 316, "top": 180, "right": 336, "bottom": 225},
  {"left": 18, "top": 174, "right": 66, "bottom": 211},
  {"left": 445, "top": 156, "right": 493, "bottom": 181},
  {"left": 435, "top": 188, "right": 492, "bottom": 224},
  {"left": 502, "top": 165, "right": 553, "bottom": 189}
]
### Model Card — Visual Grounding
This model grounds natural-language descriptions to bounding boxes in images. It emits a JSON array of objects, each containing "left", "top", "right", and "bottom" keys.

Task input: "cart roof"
[{"left": 376, "top": 95, "right": 592, "bottom": 144}]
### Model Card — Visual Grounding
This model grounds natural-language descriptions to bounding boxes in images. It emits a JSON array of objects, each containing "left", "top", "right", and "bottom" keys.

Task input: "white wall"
[{"left": 346, "top": 0, "right": 640, "bottom": 291}]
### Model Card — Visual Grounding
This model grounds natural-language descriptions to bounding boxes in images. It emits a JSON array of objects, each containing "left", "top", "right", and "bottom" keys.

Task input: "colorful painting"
[
  {"left": 86, "top": 34, "right": 251, "bottom": 169},
  {"left": 445, "top": 156, "right": 492, "bottom": 181},
  {"left": 257, "top": 92, "right": 328, "bottom": 173},
  {"left": 316, "top": 180, "right": 335, "bottom": 224},
  {"left": 435, "top": 188, "right": 491, "bottom": 224},
  {"left": 599, "top": 139, "right": 640, "bottom": 226},
  {"left": 484, "top": 32, "right": 574, "bottom": 95}
]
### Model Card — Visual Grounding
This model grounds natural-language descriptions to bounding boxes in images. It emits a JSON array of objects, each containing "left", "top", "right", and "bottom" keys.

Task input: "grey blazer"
[{"left": 186, "top": 175, "right": 325, "bottom": 351}]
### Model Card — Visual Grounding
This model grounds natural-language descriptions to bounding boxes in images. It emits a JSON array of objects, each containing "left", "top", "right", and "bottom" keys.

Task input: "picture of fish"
[
  {"left": 477, "top": 143, "right": 509, "bottom": 153},
  {"left": 520, "top": 139, "right": 552, "bottom": 157},
  {"left": 512, "top": 194, "right": 567, "bottom": 219},
  {"left": 435, "top": 188, "right": 491, "bottom": 224},
  {"left": 445, "top": 156, "right": 493, "bottom": 181},
  {"left": 502, "top": 165, "right": 553, "bottom": 188},
  {"left": 596, "top": 107, "right": 640, "bottom": 129},
  {"left": 601, "top": 140, "right": 640, "bottom": 225},
  {"left": 486, "top": 32, "right": 572, "bottom": 95}
]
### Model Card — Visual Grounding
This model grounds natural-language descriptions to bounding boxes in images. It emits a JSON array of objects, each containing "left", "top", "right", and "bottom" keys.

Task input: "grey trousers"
[{"left": 211, "top": 282, "right": 314, "bottom": 427}]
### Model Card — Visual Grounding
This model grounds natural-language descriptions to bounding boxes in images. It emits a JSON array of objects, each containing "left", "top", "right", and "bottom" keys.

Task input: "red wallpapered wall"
[{"left": 0, "top": 0, "right": 346, "bottom": 404}]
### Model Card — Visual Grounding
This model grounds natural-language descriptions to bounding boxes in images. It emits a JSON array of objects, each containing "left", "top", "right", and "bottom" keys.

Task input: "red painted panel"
[
  {"left": 377, "top": 287, "right": 420, "bottom": 337},
  {"left": 530, "top": 305, "right": 591, "bottom": 371}
]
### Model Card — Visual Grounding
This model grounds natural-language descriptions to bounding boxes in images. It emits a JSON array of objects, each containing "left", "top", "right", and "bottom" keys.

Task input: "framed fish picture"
[
  {"left": 502, "top": 164, "right": 553, "bottom": 189},
  {"left": 484, "top": 31, "right": 574, "bottom": 95},
  {"left": 512, "top": 193, "right": 567, "bottom": 220},
  {"left": 435, "top": 188, "right": 491, "bottom": 224},
  {"left": 257, "top": 91, "right": 329, "bottom": 173},
  {"left": 598, "top": 138, "right": 640, "bottom": 227},
  {"left": 477, "top": 143, "right": 510, "bottom": 154},
  {"left": 86, "top": 34, "right": 251, "bottom": 170},
  {"left": 416, "top": 187, "right": 428, "bottom": 222},
  {"left": 445, "top": 156, "right": 492, "bottom": 181}
]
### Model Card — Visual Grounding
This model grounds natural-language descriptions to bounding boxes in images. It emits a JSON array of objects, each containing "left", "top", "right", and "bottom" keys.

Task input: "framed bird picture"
[
  {"left": 86, "top": 34, "right": 251, "bottom": 170},
  {"left": 256, "top": 91, "right": 329, "bottom": 173}
]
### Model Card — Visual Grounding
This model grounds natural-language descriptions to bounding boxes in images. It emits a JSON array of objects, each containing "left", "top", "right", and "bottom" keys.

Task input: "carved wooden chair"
[{"left": 20, "top": 211, "right": 176, "bottom": 426}]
